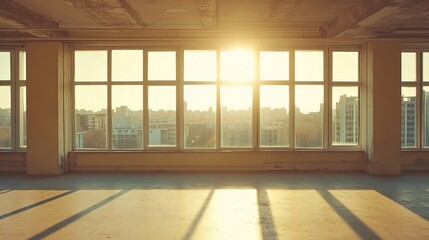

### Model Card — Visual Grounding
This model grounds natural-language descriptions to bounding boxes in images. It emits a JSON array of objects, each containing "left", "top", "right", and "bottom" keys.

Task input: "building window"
[
  {"left": 402, "top": 51, "right": 429, "bottom": 149},
  {"left": 0, "top": 49, "right": 26, "bottom": 150},
  {"left": 72, "top": 47, "right": 360, "bottom": 151}
]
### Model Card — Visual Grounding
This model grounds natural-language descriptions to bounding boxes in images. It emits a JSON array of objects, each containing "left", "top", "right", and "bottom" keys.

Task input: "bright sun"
[{"left": 220, "top": 49, "right": 255, "bottom": 82}]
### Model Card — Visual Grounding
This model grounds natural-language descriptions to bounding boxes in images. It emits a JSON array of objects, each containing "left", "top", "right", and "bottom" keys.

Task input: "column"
[
  {"left": 365, "top": 40, "right": 402, "bottom": 175},
  {"left": 26, "top": 42, "right": 67, "bottom": 175}
]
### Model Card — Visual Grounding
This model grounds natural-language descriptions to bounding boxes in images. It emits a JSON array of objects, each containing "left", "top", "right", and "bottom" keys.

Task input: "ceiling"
[{"left": 0, "top": 0, "right": 429, "bottom": 40}]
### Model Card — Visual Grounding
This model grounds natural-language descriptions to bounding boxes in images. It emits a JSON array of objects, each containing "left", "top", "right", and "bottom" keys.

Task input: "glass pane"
[
  {"left": 112, "top": 86, "right": 143, "bottom": 149},
  {"left": 221, "top": 85, "right": 252, "bottom": 147},
  {"left": 19, "top": 51, "right": 26, "bottom": 81},
  {"left": 401, "top": 52, "right": 416, "bottom": 82},
  {"left": 260, "top": 51, "right": 289, "bottom": 81},
  {"left": 75, "top": 86, "right": 107, "bottom": 149},
  {"left": 424, "top": 52, "right": 429, "bottom": 82},
  {"left": 19, "top": 87, "right": 27, "bottom": 148},
  {"left": 112, "top": 50, "right": 143, "bottom": 82},
  {"left": 332, "top": 87, "right": 359, "bottom": 146},
  {"left": 220, "top": 49, "right": 254, "bottom": 82},
  {"left": 148, "top": 86, "right": 176, "bottom": 146},
  {"left": 332, "top": 51, "right": 359, "bottom": 82},
  {"left": 260, "top": 85, "right": 289, "bottom": 147},
  {"left": 184, "top": 50, "right": 216, "bottom": 81},
  {"left": 401, "top": 87, "right": 416, "bottom": 148},
  {"left": 0, "top": 52, "right": 11, "bottom": 81},
  {"left": 295, "top": 50, "right": 323, "bottom": 82},
  {"left": 148, "top": 51, "right": 176, "bottom": 81},
  {"left": 0, "top": 86, "right": 11, "bottom": 148},
  {"left": 295, "top": 85, "right": 323, "bottom": 148},
  {"left": 75, "top": 51, "right": 107, "bottom": 82},
  {"left": 184, "top": 85, "right": 216, "bottom": 149},
  {"left": 423, "top": 87, "right": 429, "bottom": 147}
]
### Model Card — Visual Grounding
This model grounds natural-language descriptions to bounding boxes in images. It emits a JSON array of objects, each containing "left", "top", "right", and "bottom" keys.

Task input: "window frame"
[
  {"left": 0, "top": 47, "right": 26, "bottom": 151},
  {"left": 401, "top": 50, "right": 429, "bottom": 150},
  {"left": 71, "top": 45, "right": 362, "bottom": 152}
]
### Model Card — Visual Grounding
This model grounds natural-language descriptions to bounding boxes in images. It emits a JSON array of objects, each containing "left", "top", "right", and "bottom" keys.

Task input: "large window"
[
  {"left": 0, "top": 49, "right": 26, "bottom": 150},
  {"left": 72, "top": 47, "right": 360, "bottom": 150},
  {"left": 401, "top": 51, "right": 429, "bottom": 149}
]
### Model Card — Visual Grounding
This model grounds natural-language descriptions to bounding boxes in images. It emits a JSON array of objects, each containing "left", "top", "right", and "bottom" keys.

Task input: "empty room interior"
[{"left": 0, "top": 0, "right": 429, "bottom": 239}]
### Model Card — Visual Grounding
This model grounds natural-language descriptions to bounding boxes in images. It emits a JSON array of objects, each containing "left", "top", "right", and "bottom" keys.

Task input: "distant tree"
[
  {"left": 0, "top": 126, "right": 11, "bottom": 148},
  {"left": 83, "top": 129, "right": 106, "bottom": 148}
]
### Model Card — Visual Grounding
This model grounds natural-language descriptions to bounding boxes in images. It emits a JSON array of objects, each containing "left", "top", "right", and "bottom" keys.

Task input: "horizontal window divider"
[
  {"left": 218, "top": 81, "right": 257, "bottom": 85},
  {"left": 146, "top": 81, "right": 178, "bottom": 85},
  {"left": 294, "top": 81, "right": 325, "bottom": 85},
  {"left": 258, "top": 81, "right": 291, "bottom": 85},
  {"left": 183, "top": 81, "right": 217, "bottom": 84},
  {"left": 110, "top": 81, "right": 144, "bottom": 84},
  {"left": 74, "top": 81, "right": 109, "bottom": 85}
]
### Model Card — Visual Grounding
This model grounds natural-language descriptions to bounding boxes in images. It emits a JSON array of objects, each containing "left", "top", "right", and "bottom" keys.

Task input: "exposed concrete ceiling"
[{"left": 0, "top": 0, "right": 428, "bottom": 40}]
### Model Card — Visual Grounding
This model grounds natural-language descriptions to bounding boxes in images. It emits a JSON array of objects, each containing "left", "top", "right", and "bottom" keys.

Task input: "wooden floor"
[{"left": 0, "top": 172, "right": 428, "bottom": 239}]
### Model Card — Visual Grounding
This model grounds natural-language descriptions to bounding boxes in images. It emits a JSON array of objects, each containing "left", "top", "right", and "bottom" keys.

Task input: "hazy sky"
[
  {"left": 0, "top": 52, "right": 11, "bottom": 81},
  {"left": 0, "top": 86, "right": 10, "bottom": 109},
  {"left": 402, "top": 52, "right": 416, "bottom": 82},
  {"left": 184, "top": 85, "right": 216, "bottom": 111},
  {"left": 71, "top": 49, "right": 362, "bottom": 113},
  {"left": 402, "top": 86, "right": 415, "bottom": 97}
]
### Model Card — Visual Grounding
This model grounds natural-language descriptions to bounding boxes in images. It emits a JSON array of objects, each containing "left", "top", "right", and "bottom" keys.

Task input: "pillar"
[
  {"left": 365, "top": 40, "right": 402, "bottom": 175},
  {"left": 26, "top": 42, "right": 66, "bottom": 175}
]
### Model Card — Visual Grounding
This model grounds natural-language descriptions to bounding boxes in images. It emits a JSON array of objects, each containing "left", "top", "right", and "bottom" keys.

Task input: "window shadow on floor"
[
  {"left": 0, "top": 189, "right": 12, "bottom": 195},
  {"left": 182, "top": 189, "right": 215, "bottom": 240},
  {"left": 257, "top": 187, "right": 278, "bottom": 240},
  {"left": 0, "top": 190, "right": 76, "bottom": 220},
  {"left": 317, "top": 189, "right": 381, "bottom": 240},
  {"left": 27, "top": 188, "right": 131, "bottom": 240}
]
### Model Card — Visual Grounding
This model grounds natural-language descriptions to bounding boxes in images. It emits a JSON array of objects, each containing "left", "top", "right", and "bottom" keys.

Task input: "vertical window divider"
[
  {"left": 289, "top": 50, "right": 295, "bottom": 149},
  {"left": 143, "top": 49, "right": 149, "bottom": 150},
  {"left": 10, "top": 50, "right": 17, "bottom": 150},
  {"left": 107, "top": 49, "right": 112, "bottom": 150},
  {"left": 323, "top": 48, "right": 330, "bottom": 149},
  {"left": 177, "top": 48, "right": 184, "bottom": 150},
  {"left": 327, "top": 49, "right": 333, "bottom": 149},
  {"left": 253, "top": 50, "right": 260, "bottom": 150},
  {"left": 71, "top": 48, "right": 76, "bottom": 150},
  {"left": 360, "top": 47, "right": 366, "bottom": 149},
  {"left": 216, "top": 48, "right": 221, "bottom": 150},
  {"left": 416, "top": 51, "right": 422, "bottom": 148}
]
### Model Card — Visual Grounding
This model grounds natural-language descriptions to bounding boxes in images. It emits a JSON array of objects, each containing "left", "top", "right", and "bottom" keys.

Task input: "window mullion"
[
  {"left": 253, "top": 50, "right": 259, "bottom": 150},
  {"left": 143, "top": 49, "right": 149, "bottom": 150},
  {"left": 289, "top": 50, "right": 295, "bottom": 149},
  {"left": 107, "top": 50, "right": 112, "bottom": 150},
  {"left": 178, "top": 48, "right": 184, "bottom": 150},
  {"left": 216, "top": 49, "right": 221, "bottom": 150},
  {"left": 325, "top": 48, "right": 331, "bottom": 149}
]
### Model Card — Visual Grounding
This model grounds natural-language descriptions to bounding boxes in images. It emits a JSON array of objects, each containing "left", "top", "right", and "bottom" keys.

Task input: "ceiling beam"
[
  {"left": 270, "top": 0, "right": 301, "bottom": 21},
  {"left": 63, "top": 0, "right": 145, "bottom": 28},
  {"left": 0, "top": 0, "right": 65, "bottom": 38},
  {"left": 199, "top": 0, "right": 216, "bottom": 28},
  {"left": 327, "top": 0, "right": 391, "bottom": 37}
]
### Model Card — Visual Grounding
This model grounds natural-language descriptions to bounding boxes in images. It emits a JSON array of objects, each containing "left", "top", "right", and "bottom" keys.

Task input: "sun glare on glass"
[{"left": 220, "top": 49, "right": 255, "bottom": 82}]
